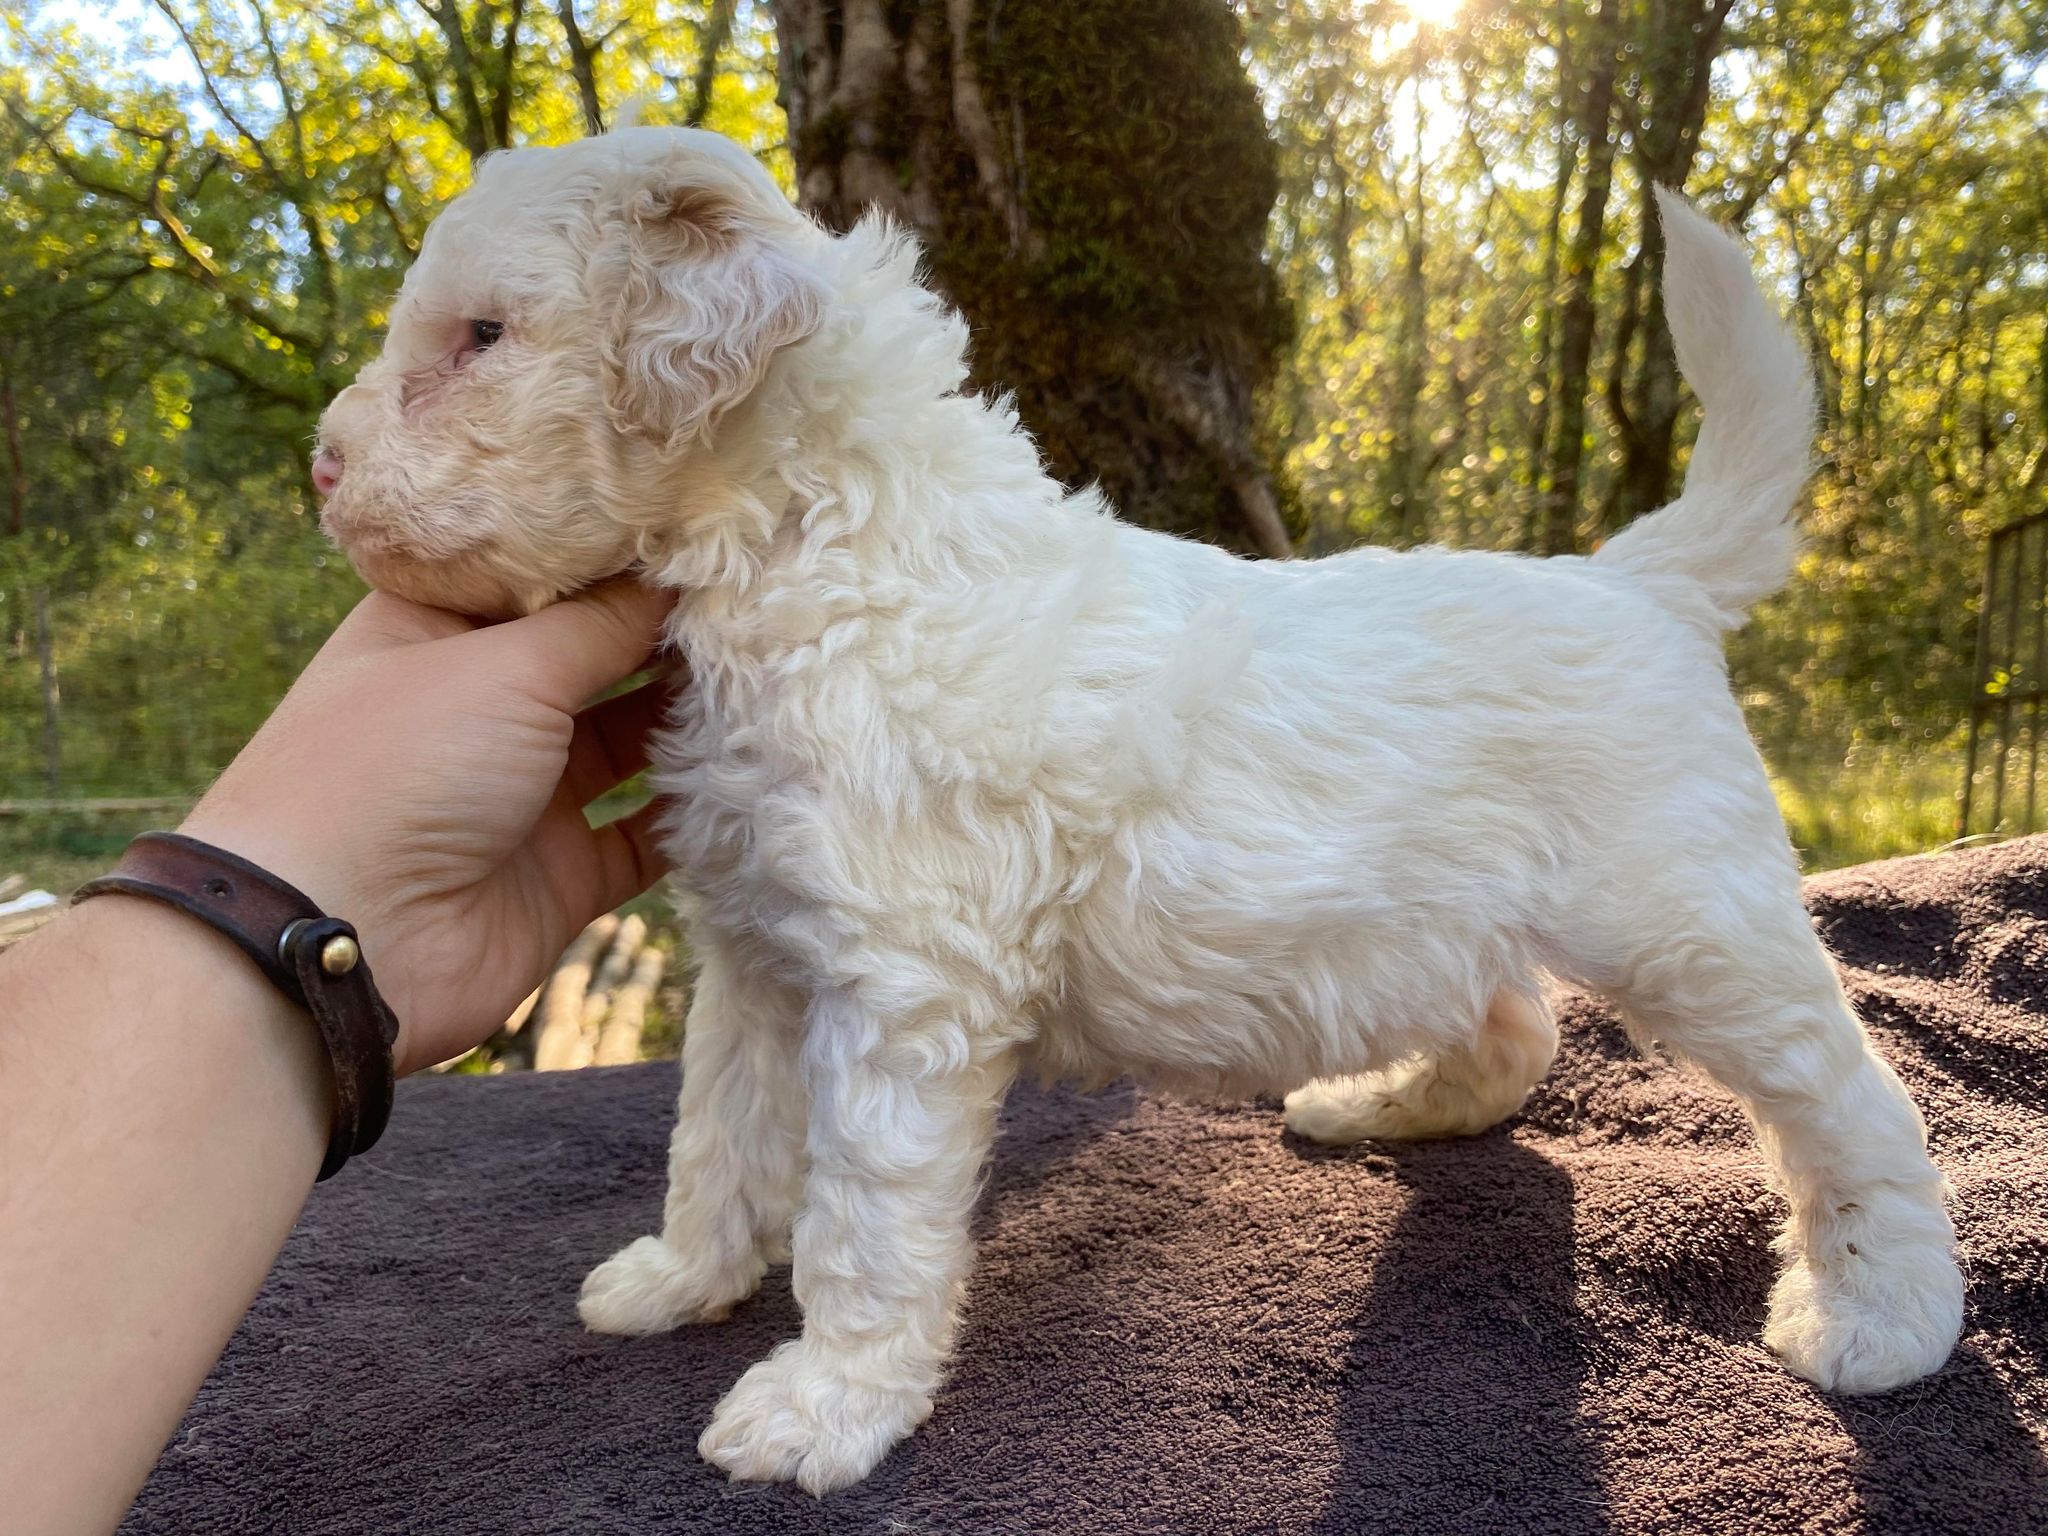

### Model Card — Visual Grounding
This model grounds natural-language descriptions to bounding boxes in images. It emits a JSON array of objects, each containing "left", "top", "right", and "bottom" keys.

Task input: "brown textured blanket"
[{"left": 123, "top": 839, "right": 2048, "bottom": 1534}]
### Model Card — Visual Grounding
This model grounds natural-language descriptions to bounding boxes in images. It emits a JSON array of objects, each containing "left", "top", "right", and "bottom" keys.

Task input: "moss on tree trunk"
[{"left": 772, "top": 0, "right": 1294, "bottom": 556}]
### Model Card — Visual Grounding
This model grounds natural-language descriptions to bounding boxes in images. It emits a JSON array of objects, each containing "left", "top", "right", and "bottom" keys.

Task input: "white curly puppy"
[{"left": 313, "top": 127, "right": 1963, "bottom": 1493}]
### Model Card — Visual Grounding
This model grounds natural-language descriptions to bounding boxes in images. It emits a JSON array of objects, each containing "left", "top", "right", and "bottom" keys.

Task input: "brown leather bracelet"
[{"left": 72, "top": 832, "right": 401, "bottom": 1181}]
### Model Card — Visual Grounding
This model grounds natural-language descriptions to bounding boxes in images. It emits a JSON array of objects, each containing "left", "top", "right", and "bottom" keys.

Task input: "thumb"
[{"left": 463, "top": 581, "right": 677, "bottom": 712}]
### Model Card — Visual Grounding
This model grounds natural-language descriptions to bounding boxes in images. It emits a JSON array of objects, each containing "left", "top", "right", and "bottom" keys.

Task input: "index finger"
[{"left": 464, "top": 581, "right": 677, "bottom": 712}]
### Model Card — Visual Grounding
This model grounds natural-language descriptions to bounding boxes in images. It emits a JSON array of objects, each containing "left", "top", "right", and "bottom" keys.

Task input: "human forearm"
[
  {"left": 0, "top": 582, "right": 673, "bottom": 1532},
  {"left": 0, "top": 899, "right": 328, "bottom": 1534}
]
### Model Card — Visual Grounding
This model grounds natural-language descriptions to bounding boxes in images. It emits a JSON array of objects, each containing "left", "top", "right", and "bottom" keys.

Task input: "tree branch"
[
  {"left": 684, "top": 0, "right": 737, "bottom": 127},
  {"left": 491, "top": 0, "right": 527, "bottom": 150},
  {"left": 149, "top": 0, "right": 340, "bottom": 350},
  {"left": 5, "top": 100, "right": 327, "bottom": 356},
  {"left": 556, "top": 0, "right": 605, "bottom": 134},
  {"left": 165, "top": 332, "right": 321, "bottom": 412}
]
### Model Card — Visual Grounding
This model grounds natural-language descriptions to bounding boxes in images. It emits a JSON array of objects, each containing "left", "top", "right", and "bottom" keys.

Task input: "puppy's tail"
[{"left": 1592, "top": 188, "right": 1816, "bottom": 630}]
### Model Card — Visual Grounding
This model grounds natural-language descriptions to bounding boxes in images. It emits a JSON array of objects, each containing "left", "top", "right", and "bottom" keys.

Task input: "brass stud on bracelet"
[{"left": 320, "top": 934, "right": 362, "bottom": 976}]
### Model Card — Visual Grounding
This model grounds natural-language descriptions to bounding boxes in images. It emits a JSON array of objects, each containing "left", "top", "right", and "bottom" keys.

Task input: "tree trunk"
[
  {"left": 1853, "top": 206, "right": 1879, "bottom": 456},
  {"left": 684, "top": 0, "right": 737, "bottom": 127},
  {"left": 2026, "top": 316, "right": 2048, "bottom": 497},
  {"left": 1520, "top": 0, "right": 1580, "bottom": 552},
  {"left": 771, "top": 0, "right": 1293, "bottom": 557},
  {"left": 557, "top": 1, "right": 606, "bottom": 134},
  {"left": 34, "top": 588, "right": 59, "bottom": 796},
  {"left": 1, "top": 359, "right": 25, "bottom": 539},
  {"left": 1538, "top": 0, "right": 1622, "bottom": 557},
  {"left": 1388, "top": 44, "right": 1431, "bottom": 546},
  {"left": 1601, "top": 0, "right": 1732, "bottom": 534}
]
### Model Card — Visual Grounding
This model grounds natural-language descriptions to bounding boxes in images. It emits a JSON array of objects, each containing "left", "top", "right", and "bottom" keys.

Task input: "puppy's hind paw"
[
  {"left": 1765, "top": 1237, "right": 1963, "bottom": 1394},
  {"left": 1285, "top": 996, "right": 1553, "bottom": 1145},
  {"left": 1285, "top": 1062, "right": 1518, "bottom": 1143},
  {"left": 578, "top": 1235, "right": 756, "bottom": 1335}
]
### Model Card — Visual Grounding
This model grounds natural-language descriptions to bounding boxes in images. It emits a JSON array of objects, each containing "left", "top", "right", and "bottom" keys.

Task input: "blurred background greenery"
[{"left": 3, "top": 0, "right": 2044, "bottom": 896}]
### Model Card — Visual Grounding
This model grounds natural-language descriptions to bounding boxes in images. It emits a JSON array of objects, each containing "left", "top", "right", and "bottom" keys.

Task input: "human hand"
[{"left": 179, "top": 581, "right": 678, "bottom": 1074}]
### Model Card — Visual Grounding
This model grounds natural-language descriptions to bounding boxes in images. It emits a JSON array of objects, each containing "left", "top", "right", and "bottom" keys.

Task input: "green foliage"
[
  {"left": 0, "top": 807, "right": 161, "bottom": 895},
  {"left": 0, "top": 496, "right": 360, "bottom": 796},
  {"left": 1769, "top": 742, "right": 1966, "bottom": 873},
  {"left": 2, "top": 0, "right": 785, "bottom": 800},
  {"left": 1249, "top": 0, "right": 2046, "bottom": 779}
]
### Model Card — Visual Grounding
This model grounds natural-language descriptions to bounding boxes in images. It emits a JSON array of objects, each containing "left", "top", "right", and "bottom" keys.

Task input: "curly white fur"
[{"left": 316, "top": 129, "right": 1963, "bottom": 1494}]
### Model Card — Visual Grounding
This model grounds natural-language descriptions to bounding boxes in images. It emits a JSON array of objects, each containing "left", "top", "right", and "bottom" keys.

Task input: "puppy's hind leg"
[
  {"left": 1284, "top": 986, "right": 1558, "bottom": 1144},
  {"left": 1588, "top": 861, "right": 1961, "bottom": 1395}
]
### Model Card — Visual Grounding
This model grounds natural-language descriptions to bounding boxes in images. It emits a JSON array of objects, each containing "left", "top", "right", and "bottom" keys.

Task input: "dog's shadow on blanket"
[
  {"left": 1294, "top": 1134, "right": 1613, "bottom": 1535},
  {"left": 1826, "top": 1343, "right": 2048, "bottom": 1530},
  {"left": 1817, "top": 1337, "right": 2048, "bottom": 1533},
  {"left": 1289, "top": 1130, "right": 2048, "bottom": 1535}
]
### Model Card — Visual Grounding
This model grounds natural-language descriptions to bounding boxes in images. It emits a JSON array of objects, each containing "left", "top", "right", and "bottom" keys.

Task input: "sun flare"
[{"left": 1403, "top": 0, "right": 1465, "bottom": 27}]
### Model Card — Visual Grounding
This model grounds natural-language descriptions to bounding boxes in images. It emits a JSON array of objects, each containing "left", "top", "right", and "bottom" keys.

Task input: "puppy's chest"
[
  {"left": 653, "top": 587, "right": 1227, "bottom": 980},
  {"left": 650, "top": 667, "right": 1039, "bottom": 909},
  {"left": 655, "top": 696, "right": 1199, "bottom": 1030},
  {"left": 651, "top": 700, "right": 812, "bottom": 892}
]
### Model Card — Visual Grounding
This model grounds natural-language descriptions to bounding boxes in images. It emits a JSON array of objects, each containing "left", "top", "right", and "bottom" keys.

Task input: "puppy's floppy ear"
[{"left": 604, "top": 178, "right": 825, "bottom": 449}]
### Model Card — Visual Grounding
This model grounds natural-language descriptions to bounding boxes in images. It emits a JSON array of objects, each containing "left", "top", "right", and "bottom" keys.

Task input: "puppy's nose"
[{"left": 311, "top": 448, "right": 343, "bottom": 498}]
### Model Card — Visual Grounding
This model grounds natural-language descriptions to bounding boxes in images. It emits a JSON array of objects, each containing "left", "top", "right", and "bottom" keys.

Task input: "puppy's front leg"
[
  {"left": 579, "top": 933, "right": 806, "bottom": 1334},
  {"left": 699, "top": 985, "right": 1016, "bottom": 1495}
]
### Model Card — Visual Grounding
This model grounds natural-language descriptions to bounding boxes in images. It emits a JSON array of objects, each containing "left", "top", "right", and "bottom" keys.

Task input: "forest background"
[{"left": 4, "top": 0, "right": 2046, "bottom": 892}]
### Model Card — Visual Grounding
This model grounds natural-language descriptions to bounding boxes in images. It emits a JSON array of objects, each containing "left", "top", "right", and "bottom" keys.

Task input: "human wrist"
[
  {"left": 43, "top": 898, "right": 332, "bottom": 1175},
  {"left": 176, "top": 799, "right": 378, "bottom": 934},
  {"left": 76, "top": 830, "right": 408, "bottom": 1171},
  {"left": 175, "top": 804, "right": 411, "bottom": 1034},
  {"left": 0, "top": 896, "right": 336, "bottom": 1529}
]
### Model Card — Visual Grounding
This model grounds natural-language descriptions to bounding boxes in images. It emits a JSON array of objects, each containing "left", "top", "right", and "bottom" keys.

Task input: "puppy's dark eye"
[{"left": 471, "top": 319, "right": 504, "bottom": 350}]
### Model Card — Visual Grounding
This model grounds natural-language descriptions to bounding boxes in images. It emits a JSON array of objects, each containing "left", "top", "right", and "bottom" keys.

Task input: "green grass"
[
  {"left": 1768, "top": 746, "right": 1964, "bottom": 873},
  {"left": 0, "top": 807, "right": 173, "bottom": 898}
]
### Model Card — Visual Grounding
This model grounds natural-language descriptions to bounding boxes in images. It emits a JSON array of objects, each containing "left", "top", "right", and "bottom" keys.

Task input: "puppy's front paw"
[
  {"left": 578, "top": 1235, "right": 758, "bottom": 1335},
  {"left": 1765, "top": 1236, "right": 1963, "bottom": 1394},
  {"left": 697, "top": 1342, "right": 930, "bottom": 1495}
]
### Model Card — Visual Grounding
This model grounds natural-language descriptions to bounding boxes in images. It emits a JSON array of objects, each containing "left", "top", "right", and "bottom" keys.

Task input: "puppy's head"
[{"left": 314, "top": 127, "right": 826, "bottom": 615}]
